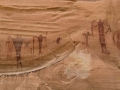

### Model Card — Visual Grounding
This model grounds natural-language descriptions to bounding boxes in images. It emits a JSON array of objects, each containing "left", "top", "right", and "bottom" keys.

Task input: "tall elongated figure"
[
  {"left": 98, "top": 20, "right": 107, "bottom": 53},
  {"left": 12, "top": 36, "right": 24, "bottom": 68}
]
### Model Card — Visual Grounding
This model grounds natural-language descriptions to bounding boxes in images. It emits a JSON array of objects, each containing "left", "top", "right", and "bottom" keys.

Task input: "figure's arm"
[
  {"left": 89, "top": 33, "right": 92, "bottom": 36},
  {"left": 43, "top": 36, "right": 47, "bottom": 39},
  {"left": 33, "top": 36, "right": 38, "bottom": 39},
  {"left": 83, "top": 33, "right": 86, "bottom": 36},
  {"left": 42, "top": 36, "right": 47, "bottom": 41}
]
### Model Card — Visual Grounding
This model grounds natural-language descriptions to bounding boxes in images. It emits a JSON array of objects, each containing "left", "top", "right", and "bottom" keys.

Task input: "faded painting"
[{"left": 0, "top": 0, "right": 120, "bottom": 90}]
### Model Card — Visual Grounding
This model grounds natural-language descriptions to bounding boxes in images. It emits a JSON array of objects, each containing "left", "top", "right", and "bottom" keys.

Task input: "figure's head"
[
  {"left": 99, "top": 19, "right": 102, "bottom": 22},
  {"left": 87, "top": 32, "right": 89, "bottom": 34},
  {"left": 39, "top": 35, "right": 42, "bottom": 37},
  {"left": 16, "top": 35, "right": 21, "bottom": 37}
]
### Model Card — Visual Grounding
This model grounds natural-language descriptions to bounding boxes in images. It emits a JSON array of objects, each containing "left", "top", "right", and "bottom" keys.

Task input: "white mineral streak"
[{"left": 64, "top": 48, "right": 92, "bottom": 79}]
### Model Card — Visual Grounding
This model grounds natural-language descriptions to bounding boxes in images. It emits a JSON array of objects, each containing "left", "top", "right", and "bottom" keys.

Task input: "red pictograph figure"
[
  {"left": 11, "top": 36, "right": 24, "bottom": 68},
  {"left": 33, "top": 35, "right": 46, "bottom": 56},
  {"left": 113, "top": 30, "right": 120, "bottom": 49},
  {"left": 98, "top": 20, "right": 107, "bottom": 53},
  {"left": 90, "top": 19, "right": 110, "bottom": 54},
  {"left": 91, "top": 20, "right": 112, "bottom": 37},
  {"left": 6, "top": 36, "right": 14, "bottom": 60},
  {"left": 83, "top": 32, "right": 92, "bottom": 47}
]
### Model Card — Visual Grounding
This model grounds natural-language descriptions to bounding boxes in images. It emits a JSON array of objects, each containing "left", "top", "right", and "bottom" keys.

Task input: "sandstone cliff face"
[
  {"left": 0, "top": 45, "right": 120, "bottom": 90},
  {"left": 0, "top": 0, "right": 120, "bottom": 90}
]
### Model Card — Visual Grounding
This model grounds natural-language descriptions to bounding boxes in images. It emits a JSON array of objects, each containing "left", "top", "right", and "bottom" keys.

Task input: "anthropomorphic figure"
[
  {"left": 33, "top": 35, "right": 46, "bottom": 56},
  {"left": 38, "top": 35, "right": 45, "bottom": 55},
  {"left": 83, "top": 32, "right": 92, "bottom": 47},
  {"left": 12, "top": 36, "right": 24, "bottom": 68},
  {"left": 113, "top": 30, "right": 120, "bottom": 48},
  {"left": 98, "top": 20, "right": 107, "bottom": 53}
]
